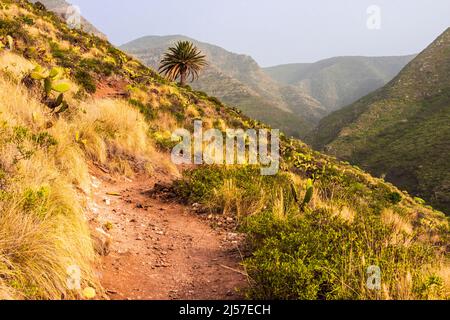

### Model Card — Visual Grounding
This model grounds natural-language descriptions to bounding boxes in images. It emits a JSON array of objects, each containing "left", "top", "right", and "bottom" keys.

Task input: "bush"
[
  {"left": 242, "top": 209, "right": 442, "bottom": 300},
  {"left": 74, "top": 70, "right": 96, "bottom": 93},
  {"left": 387, "top": 191, "right": 402, "bottom": 205},
  {"left": 173, "top": 166, "right": 296, "bottom": 216}
]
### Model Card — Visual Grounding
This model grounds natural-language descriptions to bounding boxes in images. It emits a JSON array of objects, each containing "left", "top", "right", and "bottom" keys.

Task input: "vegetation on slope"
[
  {"left": 174, "top": 140, "right": 449, "bottom": 299},
  {"left": 0, "top": 0, "right": 448, "bottom": 300},
  {"left": 311, "top": 28, "right": 450, "bottom": 214}
]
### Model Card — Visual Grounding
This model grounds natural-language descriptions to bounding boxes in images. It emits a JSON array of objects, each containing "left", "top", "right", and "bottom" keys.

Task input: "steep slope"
[
  {"left": 120, "top": 35, "right": 326, "bottom": 138},
  {"left": 265, "top": 55, "right": 415, "bottom": 112},
  {"left": 29, "top": 0, "right": 106, "bottom": 38},
  {"left": 311, "top": 28, "right": 450, "bottom": 214},
  {"left": 0, "top": 0, "right": 447, "bottom": 300}
]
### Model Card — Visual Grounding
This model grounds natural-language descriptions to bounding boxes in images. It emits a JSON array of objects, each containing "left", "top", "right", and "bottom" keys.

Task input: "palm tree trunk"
[{"left": 180, "top": 71, "right": 186, "bottom": 86}]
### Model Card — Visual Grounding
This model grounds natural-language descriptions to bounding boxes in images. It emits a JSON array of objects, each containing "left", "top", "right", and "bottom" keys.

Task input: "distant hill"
[
  {"left": 264, "top": 55, "right": 415, "bottom": 113},
  {"left": 29, "top": 0, "right": 106, "bottom": 38},
  {"left": 311, "top": 28, "right": 450, "bottom": 213},
  {"left": 120, "top": 35, "right": 326, "bottom": 138},
  {"left": 121, "top": 36, "right": 417, "bottom": 138}
]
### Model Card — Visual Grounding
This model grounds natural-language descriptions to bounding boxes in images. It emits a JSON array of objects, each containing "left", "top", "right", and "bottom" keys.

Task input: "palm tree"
[{"left": 159, "top": 41, "right": 208, "bottom": 86}]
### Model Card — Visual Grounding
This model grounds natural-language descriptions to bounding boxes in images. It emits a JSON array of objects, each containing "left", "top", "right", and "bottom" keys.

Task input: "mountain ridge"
[
  {"left": 121, "top": 35, "right": 326, "bottom": 138},
  {"left": 311, "top": 27, "right": 450, "bottom": 213},
  {"left": 122, "top": 35, "right": 416, "bottom": 138},
  {"left": 264, "top": 54, "right": 415, "bottom": 112}
]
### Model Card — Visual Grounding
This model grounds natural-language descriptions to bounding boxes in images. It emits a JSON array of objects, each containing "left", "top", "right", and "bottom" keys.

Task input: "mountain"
[
  {"left": 120, "top": 35, "right": 326, "bottom": 138},
  {"left": 311, "top": 28, "right": 450, "bottom": 214},
  {"left": 29, "top": 0, "right": 106, "bottom": 38},
  {"left": 264, "top": 55, "right": 415, "bottom": 113},
  {"left": 121, "top": 36, "right": 417, "bottom": 138}
]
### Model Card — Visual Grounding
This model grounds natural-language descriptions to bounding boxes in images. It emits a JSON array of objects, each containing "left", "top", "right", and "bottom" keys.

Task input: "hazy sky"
[{"left": 69, "top": 0, "right": 450, "bottom": 67}]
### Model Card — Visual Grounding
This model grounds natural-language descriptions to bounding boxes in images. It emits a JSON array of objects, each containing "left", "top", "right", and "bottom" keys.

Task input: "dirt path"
[{"left": 87, "top": 169, "right": 248, "bottom": 300}]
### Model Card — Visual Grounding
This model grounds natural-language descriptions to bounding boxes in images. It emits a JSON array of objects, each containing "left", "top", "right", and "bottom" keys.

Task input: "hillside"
[
  {"left": 29, "top": 0, "right": 106, "bottom": 38},
  {"left": 265, "top": 55, "right": 415, "bottom": 112},
  {"left": 0, "top": 0, "right": 448, "bottom": 300},
  {"left": 120, "top": 35, "right": 326, "bottom": 138},
  {"left": 311, "top": 28, "right": 450, "bottom": 214}
]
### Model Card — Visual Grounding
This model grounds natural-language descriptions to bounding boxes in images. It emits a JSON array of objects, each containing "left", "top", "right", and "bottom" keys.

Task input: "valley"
[{"left": 0, "top": 0, "right": 448, "bottom": 302}]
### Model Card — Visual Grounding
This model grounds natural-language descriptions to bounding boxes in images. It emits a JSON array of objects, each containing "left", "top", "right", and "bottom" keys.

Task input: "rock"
[
  {"left": 227, "top": 232, "right": 238, "bottom": 239},
  {"left": 92, "top": 227, "right": 112, "bottom": 256}
]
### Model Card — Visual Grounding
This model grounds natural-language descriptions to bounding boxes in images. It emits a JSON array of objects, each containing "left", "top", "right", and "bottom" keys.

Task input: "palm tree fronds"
[{"left": 158, "top": 41, "right": 208, "bottom": 85}]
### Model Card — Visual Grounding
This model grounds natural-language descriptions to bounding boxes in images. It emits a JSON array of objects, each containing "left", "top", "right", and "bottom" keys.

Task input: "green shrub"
[
  {"left": 414, "top": 197, "right": 426, "bottom": 205},
  {"left": 152, "top": 131, "right": 178, "bottom": 152},
  {"left": 128, "top": 99, "right": 156, "bottom": 120},
  {"left": 74, "top": 70, "right": 96, "bottom": 93},
  {"left": 242, "top": 209, "right": 440, "bottom": 300},
  {"left": 79, "top": 58, "right": 116, "bottom": 77},
  {"left": 23, "top": 186, "right": 50, "bottom": 216},
  {"left": 21, "top": 15, "right": 34, "bottom": 26},
  {"left": 387, "top": 192, "right": 402, "bottom": 205}
]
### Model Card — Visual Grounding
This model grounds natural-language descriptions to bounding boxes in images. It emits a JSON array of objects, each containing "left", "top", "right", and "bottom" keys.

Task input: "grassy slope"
[
  {"left": 311, "top": 28, "right": 450, "bottom": 214},
  {"left": 28, "top": 0, "right": 106, "bottom": 38},
  {"left": 264, "top": 55, "right": 415, "bottom": 112},
  {"left": 0, "top": 0, "right": 448, "bottom": 299}
]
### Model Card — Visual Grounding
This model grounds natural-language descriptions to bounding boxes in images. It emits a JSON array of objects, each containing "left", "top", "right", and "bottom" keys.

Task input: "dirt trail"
[{"left": 87, "top": 169, "right": 248, "bottom": 300}]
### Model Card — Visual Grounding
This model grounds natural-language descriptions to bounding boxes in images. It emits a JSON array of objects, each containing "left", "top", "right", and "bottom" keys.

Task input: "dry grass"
[
  {"left": 381, "top": 209, "right": 413, "bottom": 235},
  {"left": 0, "top": 75, "right": 98, "bottom": 299},
  {"left": 153, "top": 111, "right": 179, "bottom": 132},
  {"left": 272, "top": 188, "right": 286, "bottom": 220},
  {"left": 0, "top": 54, "right": 178, "bottom": 298},
  {"left": 0, "top": 192, "right": 97, "bottom": 300},
  {"left": 210, "top": 178, "right": 267, "bottom": 217},
  {"left": 212, "top": 179, "right": 240, "bottom": 215},
  {"left": 0, "top": 51, "right": 35, "bottom": 80}
]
